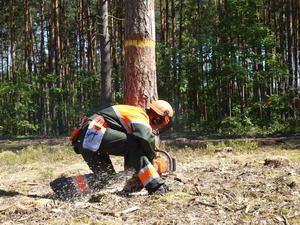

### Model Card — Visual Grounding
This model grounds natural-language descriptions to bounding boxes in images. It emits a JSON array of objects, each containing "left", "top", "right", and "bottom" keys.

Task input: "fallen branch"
[
  {"left": 194, "top": 185, "right": 201, "bottom": 196},
  {"left": 92, "top": 205, "right": 140, "bottom": 217},
  {"left": 0, "top": 205, "right": 13, "bottom": 212},
  {"left": 114, "top": 206, "right": 140, "bottom": 217},
  {"left": 281, "top": 214, "right": 290, "bottom": 225},
  {"left": 190, "top": 198, "right": 216, "bottom": 208}
]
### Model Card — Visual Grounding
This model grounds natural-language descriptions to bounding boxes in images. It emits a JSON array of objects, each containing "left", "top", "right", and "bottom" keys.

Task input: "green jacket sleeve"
[{"left": 131, "top": 122, "right": 156, "bottom": 160}]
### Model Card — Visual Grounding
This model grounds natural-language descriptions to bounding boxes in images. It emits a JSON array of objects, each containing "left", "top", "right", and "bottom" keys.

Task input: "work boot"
[{"left": 148, "top": 183, "right": 169, "bottom": 195}]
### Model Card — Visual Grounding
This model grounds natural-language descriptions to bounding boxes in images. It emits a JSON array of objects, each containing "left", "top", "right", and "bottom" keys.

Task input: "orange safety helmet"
[{"left": 147, "top": 100, "right": 174, "bottom": 129}]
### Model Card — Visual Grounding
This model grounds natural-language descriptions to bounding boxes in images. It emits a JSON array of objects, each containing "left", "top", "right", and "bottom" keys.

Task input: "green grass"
[
  {"left": 150, "top": 191, "right": 194, "bottom": 203},
  {"left": 290, "top": 215, "right": 300, "bottom": 224},
  {"left": 38, "top": 167, "right": 55, "bottom": 179},
  {"left": 240, "top": 213, "right": 255, "bottom": 223},
  {"left": 0, "top": 145, "right": 78, "bottom": 167},
  {"left": 47, "top": 217, "right": 122, "bottom": 225}
]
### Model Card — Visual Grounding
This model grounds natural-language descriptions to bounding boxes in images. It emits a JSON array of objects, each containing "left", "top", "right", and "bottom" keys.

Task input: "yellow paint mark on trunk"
[{"left": 125, "top": 40, "right": 155, "bottom": 48}]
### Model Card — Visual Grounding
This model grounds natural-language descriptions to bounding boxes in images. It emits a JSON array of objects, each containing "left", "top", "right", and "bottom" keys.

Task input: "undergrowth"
[{"left": 0, "top": 145, "right": 77, "bottom": 167}]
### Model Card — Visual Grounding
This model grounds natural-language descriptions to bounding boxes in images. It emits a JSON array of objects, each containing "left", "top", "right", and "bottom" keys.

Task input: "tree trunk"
[
  {"left": 123, "top": 0, "right": 158, "bottom": 107},
  {"left": 286, "top": 0, "right": 294, "bottom": 86},
  {"left": 159, "top": 0, "right": 167, "bottom": 42},
  {"left": 86, "top": 1, "right": 93, "bottom": 71},
  {"left": 9, "top": 0, "right": 16, "bottom": 80},
  {"left": 49, "top": 0, "right": 56, "bottom": 74},
  {"left": 79, "top": 0, "right": 86, "bottom": 70},
  {"left": 98, "top": 0, "right": 112, "bottom": 109}
]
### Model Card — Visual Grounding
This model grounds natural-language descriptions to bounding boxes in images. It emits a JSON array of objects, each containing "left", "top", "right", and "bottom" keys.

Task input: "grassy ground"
[{"left": 0, "top": 137, "right": 300, "bottom": 225}]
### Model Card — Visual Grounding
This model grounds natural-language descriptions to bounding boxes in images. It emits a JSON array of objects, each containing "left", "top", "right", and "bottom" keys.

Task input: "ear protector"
[{"left": 153, "top": 110, "right": 170, "bottom": 125}]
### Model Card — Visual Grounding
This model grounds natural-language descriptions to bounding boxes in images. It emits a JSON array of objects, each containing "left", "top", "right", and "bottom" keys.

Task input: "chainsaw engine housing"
[{"left": 154, "top": 149, "right": 176, "bottom": 174}]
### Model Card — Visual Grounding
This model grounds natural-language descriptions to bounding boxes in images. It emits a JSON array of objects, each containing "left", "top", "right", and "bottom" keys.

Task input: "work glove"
[{"left": 148, "top": 183, "right": 169, "bottom": 195}]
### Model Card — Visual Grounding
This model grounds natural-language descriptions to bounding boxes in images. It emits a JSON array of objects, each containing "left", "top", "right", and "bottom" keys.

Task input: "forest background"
[{"left": 0, "top": 0, "right": 300, "bottom": 137}]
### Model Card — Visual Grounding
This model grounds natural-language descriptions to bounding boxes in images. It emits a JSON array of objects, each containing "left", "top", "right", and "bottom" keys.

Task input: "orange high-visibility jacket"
[{"left": 97, "top": 105, "right": 156, "bottom": 160}]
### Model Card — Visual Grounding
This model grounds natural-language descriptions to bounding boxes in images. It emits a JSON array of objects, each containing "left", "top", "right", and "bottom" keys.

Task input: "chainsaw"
[
  {"left": 50, "top": 149, "right": 176, "bottom": 200},
  {"left": 153, "top": 149, "right": 176, "bottom": 175}
]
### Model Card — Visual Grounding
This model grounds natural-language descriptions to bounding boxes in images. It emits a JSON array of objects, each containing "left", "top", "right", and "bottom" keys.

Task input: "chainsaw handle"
[
  {"left": 154, "top": 149, "right": 172, "bottom": 162},
  {"left": 154, "top": 149, "right": 176, "bottom": 172}
]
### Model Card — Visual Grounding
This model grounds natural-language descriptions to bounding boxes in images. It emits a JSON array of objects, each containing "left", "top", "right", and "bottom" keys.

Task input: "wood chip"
[
  {"left": 245, "top": 205, "right": 250, "bottom": 213},
  {"left": 51, "top": 208, "right": 63, "bottom": 213},
  {"left": 114, "top": 206, "right": 140, "bottom": 217},
  {"left": 17, "top": 216, "right": 31, "bottom": 222},
  {"left": 26, "top": 182, "right": 38, "bottom": 186},
  {"left": 128, "top": 191, "right": 148, "bottom": 196}
]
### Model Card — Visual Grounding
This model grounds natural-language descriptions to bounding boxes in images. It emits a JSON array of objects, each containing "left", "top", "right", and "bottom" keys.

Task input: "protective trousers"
[{"left": 78, "top": 127, "right": 164, "bottom": 192}]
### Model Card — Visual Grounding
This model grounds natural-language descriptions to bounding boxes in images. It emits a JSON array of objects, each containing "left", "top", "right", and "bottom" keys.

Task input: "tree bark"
[
  {"left": 123, "top": 0, "right": 158, "bottom": 107},
  {"left": 99, "top": 0, "right": 112, "bottom": 108},
  {"left": 9, "top": 0, "right": 16, "bottom": 80}
]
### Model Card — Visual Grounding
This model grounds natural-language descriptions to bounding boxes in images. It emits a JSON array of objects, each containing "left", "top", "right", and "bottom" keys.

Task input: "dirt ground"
[{"left": 0, "top": 137, "right": 300, "bottom": 225}]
